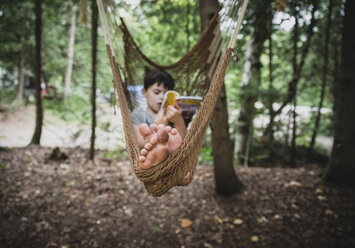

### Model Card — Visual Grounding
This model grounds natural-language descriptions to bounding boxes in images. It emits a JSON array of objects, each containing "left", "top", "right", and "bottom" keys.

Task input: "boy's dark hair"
[{"left": 144, "top": 68, "right": 174, "bottom": 90}]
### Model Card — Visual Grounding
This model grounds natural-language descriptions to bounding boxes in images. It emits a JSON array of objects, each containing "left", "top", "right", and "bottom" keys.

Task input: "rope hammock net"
[{"left": 97, "top": 0, "right": 248, "bottom": 196}]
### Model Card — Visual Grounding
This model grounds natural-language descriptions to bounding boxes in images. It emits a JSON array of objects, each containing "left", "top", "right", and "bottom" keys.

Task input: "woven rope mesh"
[{"left": 97, "top": 0, "right": 245, "bottom": 196}]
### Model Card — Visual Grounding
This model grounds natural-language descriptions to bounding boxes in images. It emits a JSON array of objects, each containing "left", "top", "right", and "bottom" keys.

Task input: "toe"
[
  {"left": 157, "top": 124, "right": 165, "bottom": 130},
  {"left": 140, "top": 148, "right": 148, "bottom": 156},
  {"left": 150, "top": 123, "right": 158, "bottom": 132},
  {"left": 170, "top": 128, "right": 178, "bottom": 135},
  {"left": 144, "top": 143, "right": 153, "bottom": 150},
  {"left": 165, "top": 126, "right": 172, "bottom": 133},
  {"left": 139, "top": 123, "right": 151, "bottom": 137},
  {"left": 139, "top": 156, "right": 145, "bottom": 162}
]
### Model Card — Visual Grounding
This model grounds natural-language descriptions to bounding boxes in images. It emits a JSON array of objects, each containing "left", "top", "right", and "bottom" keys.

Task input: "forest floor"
[{"left": 1, "top": 146, "right": 354, "bottom": 248}]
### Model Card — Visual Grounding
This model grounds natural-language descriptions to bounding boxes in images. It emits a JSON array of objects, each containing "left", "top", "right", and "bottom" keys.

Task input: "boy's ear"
[{"left": 142, "top": 88, "right": 147, "bottom": 98}]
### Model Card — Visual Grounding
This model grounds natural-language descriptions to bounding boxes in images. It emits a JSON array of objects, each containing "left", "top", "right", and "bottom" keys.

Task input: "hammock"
[{"left": 97, "top": 0, "right": 249, "bottom": 196}]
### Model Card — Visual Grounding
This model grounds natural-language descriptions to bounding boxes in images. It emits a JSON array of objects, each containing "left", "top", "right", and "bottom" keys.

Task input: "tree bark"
[
  {"left": 309, "top": 0, "right": 334, "bottom": 152},
  {"left": 290, "top": 96, "right": 297, "bottom": 166},
  {"left": 266, "top": 9, "right": 274, "bottom": 144},
  {"left": 323, "top": 0, "right": 355, "bottom": 184},
  {"left": 15, "top": 51, "right": 24, "bottom": 104},
  {"left": 199, "top": 0, "right": 243, "bottom": 195},
  {"left": 234, "top": 0, "right": 272, "bottom": 163},
  {"left": 63, "top": 5, "right": 77, "bottom": 101},
  {"left": 30, "top": 0, "right": 43, "bottom": 145},
  {"left": 290, "top": 1, "right": 300, "bottom": 167},
  {"left": 90, "top": 0, "right": 98, "bottom": 160}
]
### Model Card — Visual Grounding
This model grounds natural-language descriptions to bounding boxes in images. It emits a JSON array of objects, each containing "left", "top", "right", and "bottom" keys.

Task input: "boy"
[{"left": 131, "top": 69, "right": 187, "bottom": 169}]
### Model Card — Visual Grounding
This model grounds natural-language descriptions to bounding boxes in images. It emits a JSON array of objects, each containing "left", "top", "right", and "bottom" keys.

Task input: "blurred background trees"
[{"left": 1, "top": 0, "right": 353, "bottom": 185}]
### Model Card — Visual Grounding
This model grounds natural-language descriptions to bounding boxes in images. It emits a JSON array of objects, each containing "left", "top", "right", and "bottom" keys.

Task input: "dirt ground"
[{"left": 1, "top": 146, "right": 354, "bottom": 248}]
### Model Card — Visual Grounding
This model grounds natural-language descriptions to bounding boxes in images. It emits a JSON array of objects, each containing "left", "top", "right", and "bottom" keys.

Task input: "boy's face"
[{"left": 142, "top": 82, "right": 167, "bottom": 114}]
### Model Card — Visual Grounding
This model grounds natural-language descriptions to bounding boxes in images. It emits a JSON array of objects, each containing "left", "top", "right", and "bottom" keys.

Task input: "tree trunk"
[
  {"left": 15, "top": 51, "right": 24, "bottom": 104},
  {"left": 63, "top": 5, "right": 77, "bottom": 101},
  {"left": 290, "top": 1, "right": 299, "bottom": 167},
  {"left": 90, "top": 0, "right": 98, "bottom": 160},
  {"left": 30, "top": 0, "right": 43, "bottom": 145},
  {"left": 323, "top": 0, "right": 355, "bottom": 184},
  {"left": 199, "top": 0, "right": 243, "bottom": 195},
  {"left": 290, "top": 96, "right": 297, "bottom": 166},
  {"left": 309, "top": 0, "right": 334, "bottom": 152},
  {"left": 266, "top": 9, "right": 274, "bottom": 144},
  {"left": 234, "top": 0, "right": 272, "bottom": 163}
]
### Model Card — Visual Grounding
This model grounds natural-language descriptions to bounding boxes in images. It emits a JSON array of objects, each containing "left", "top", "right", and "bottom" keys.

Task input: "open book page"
[
  {"left": 176, "top": 96, "right": 203, "bottom": 125},
  {"left": 161, "top": 91, "right": 180, "bottom": 109}
]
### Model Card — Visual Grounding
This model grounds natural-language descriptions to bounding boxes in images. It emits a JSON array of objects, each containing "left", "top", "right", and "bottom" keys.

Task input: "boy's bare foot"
[
  {"left": 164, "top": 126, "right": 183, "bottom": 153},
  {"left": 138, "top": 124, "right": 182, "bottom": 169}
]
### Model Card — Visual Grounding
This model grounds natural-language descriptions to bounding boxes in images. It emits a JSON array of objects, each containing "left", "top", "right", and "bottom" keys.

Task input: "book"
[{"left": 161, "top": 90, "right": 203, "bottom": 125}]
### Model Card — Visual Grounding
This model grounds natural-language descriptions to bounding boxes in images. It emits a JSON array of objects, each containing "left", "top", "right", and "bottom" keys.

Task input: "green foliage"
[
  {"left": 0, "top": 163, "right": 8, "bottom": 169},
  {"left": 123, "top": 0, "right": 201, "bottom": 64},
  {"left": 102, "top": 149, "right": 126, "bottom": 159},
  {"left": 43, "top": 91, "right": 90, "bottom": 124},
  {"left": 149, "top": 226, "right": 163, "bottom": 233},
  {"left": 198, "top": 146, "right": 213, "bottom": 164}
]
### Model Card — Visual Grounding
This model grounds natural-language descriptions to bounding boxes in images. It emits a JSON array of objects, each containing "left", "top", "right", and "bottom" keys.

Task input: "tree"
[
  {"left": 30, "top": 0, "right": 43, "bottom": 145},
  {"left": 63, "top": 4, "right": 78, "bottom": 101},
  {"left": 90, "top": 0, "right": 98, "bottom": 160},
  {"left": 234, "top": 0, "right": 272, "bottom": 164},
  {"left": 309, "top": 0, "right": 334, "bottom": 152},
  {"left": 290, "top": 0, "right": 300, "bottom": 167},
  {"left": 0, "top": 1, "right": 35, "bottom": 104},
  {"left": 323, "top": 0, "right": 355, "bottom": 184},
  {"left": 199, "top": 0, "right": 243, "bottom": 195}
]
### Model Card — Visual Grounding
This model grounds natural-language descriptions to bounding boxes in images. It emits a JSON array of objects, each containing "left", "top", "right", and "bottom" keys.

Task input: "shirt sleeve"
[{"left": 130, "top": 109, "right": 143, "bottom": 125}]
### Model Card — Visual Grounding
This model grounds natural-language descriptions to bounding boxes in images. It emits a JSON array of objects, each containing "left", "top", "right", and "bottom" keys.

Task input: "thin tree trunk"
[
  {"left": 266, "top": 9, "right": 274, "bottom": 144},
  {"left": 234, "top": 0, "right": 272, "bottom": 163},
  {"left": 30, "top": 0, "right": 43, "bottom": 145},
  {"left": 15, "top": 51, "right": 24, "bottom": 104},
  {"left": 290, "top": 1, "right": 299, "bottom": 167},
  {"left": 290, "top": 96, "right": 297, "bottom": 166},
  {"left": 265, "top": 0, "right": 319, "bottom": 133},
  {"left": 199, "top": 0, "right": 242, "bottom": 195},
  {"left": 309, "top": 0, "right": 334, "bottom": 152},
  {"left": 323, "top": 0, "right": 355, "bottom": 184},
  {"left": 63, "top": 5, "right": 77, "bottom": 101},
  {"left": 90, "top": 0, "right": 98, "bottom": 160}
]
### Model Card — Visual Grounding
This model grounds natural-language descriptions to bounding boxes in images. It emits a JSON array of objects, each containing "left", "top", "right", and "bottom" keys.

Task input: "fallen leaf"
[
  {"left": 181, "top": 218, "right": 192, "bottom": 228},
  {"left": 204, "top": 242, "right": 213, "bottom": 248},
  {"left": 318, "top": 195, "right": 327, "bottom": 201},
  {"left": 325, "top": 209, "right": 334, "bottom": 215},
  {"left": 233, "top": 218, "right": 243, "bottom": 225},
  {"left": 289, "top": 180, "right": 301, "bottom": 187},
  {"left": 315, "top": 187, "right": 323, "bottom": 194},
  {"left": 214, "top": 215, "right": 223, "bottom": 224},
  {"left": 251, "top": 235, "right": 259, "bottom": 242}
]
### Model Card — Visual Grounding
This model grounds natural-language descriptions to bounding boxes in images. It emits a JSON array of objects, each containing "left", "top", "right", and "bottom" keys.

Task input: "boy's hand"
[
  {"left": 154, "top": 109, "right": 167, "bottom": 125},
  {"left": 165, "top": 105, "right": 183, "bottom": 124}
]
